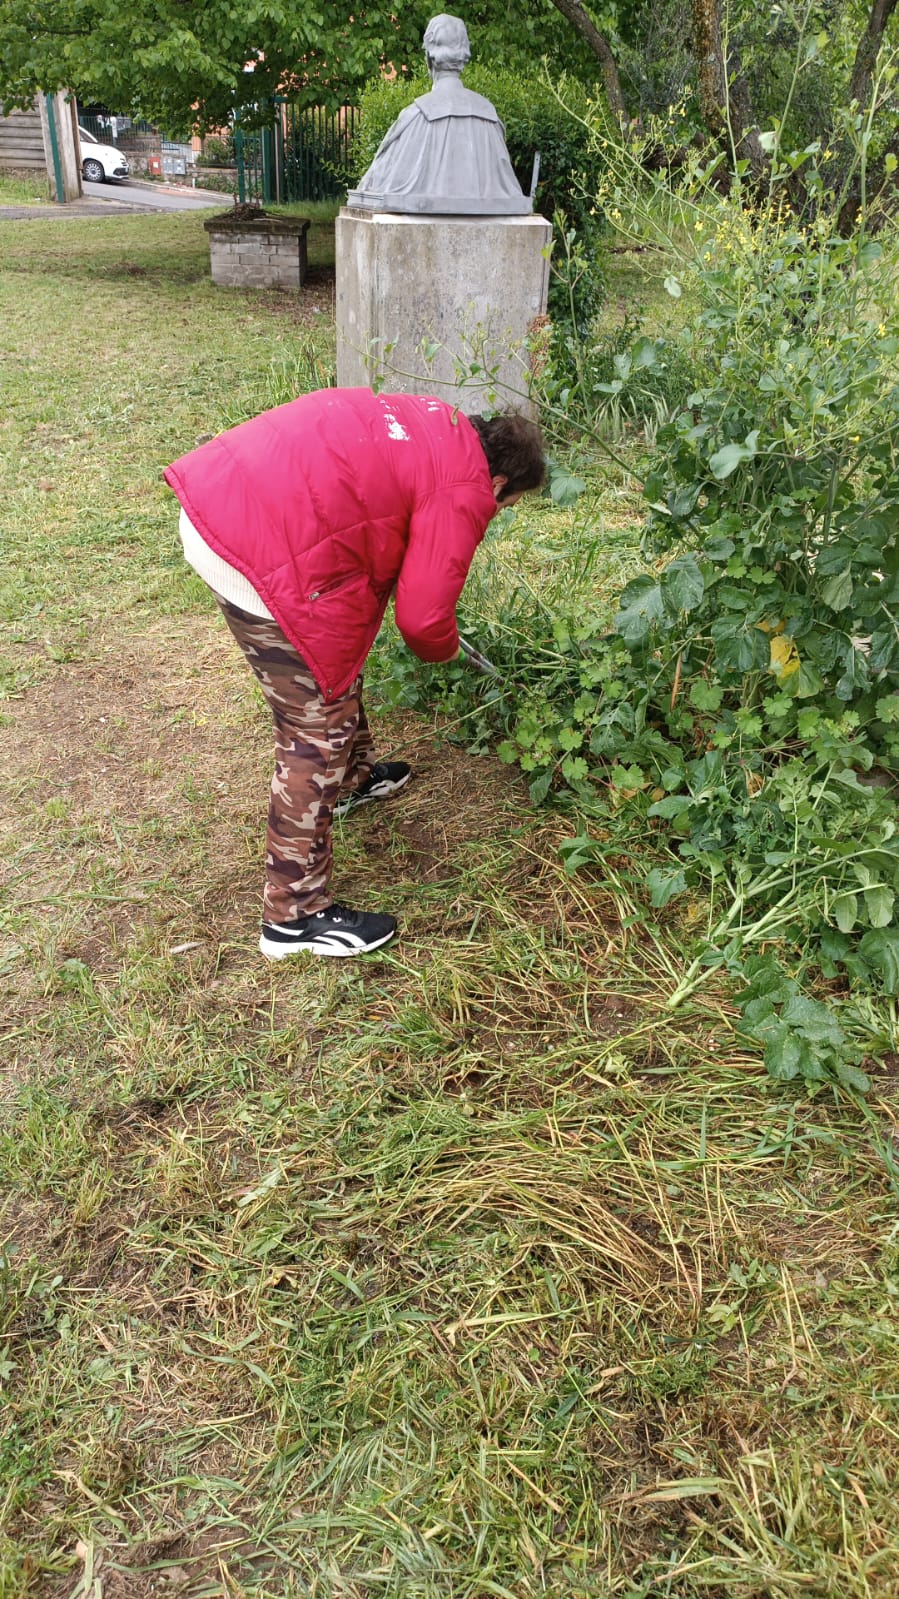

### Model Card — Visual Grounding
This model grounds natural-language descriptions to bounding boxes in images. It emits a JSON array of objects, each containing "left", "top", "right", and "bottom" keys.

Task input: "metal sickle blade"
[{"left": 458, "top": 636, "right": 502, "bottom": 678}]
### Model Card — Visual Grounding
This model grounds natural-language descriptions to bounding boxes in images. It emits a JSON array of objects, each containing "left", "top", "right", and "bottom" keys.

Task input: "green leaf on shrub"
[
  {"left": 857, "top": 928, "right": 899, "bottom": 994},
  {"left": 610, "top": 763, "right": 647, "bottom": 791},
  {"left": 646, "top": 867, "right": 687, "bottom": 907},
  {"left": 549, "top": 470, "right": 587, "bottom": 507},
  {"left": 836, "top": 646, "right": 870, "bottom": 701},
  {"left": 709, "top": 432, "right": 759, "bottom": 480},
  {"left": 561, "top": 755, "right": 589, "bottom": 783},
  {"left": 661, "top": 556, "right": 705, "bottom": 615},
  {"left": 632, "top": 336, "right": 660, "bottom": 369},
  {"left": 690, "top": 680, "right": 724, "bottom": 712},
  {"left": 834, "top": 892, "right": 858, "bottom": 932},
  {"left": 714, "top": 626, "right": 769, "bottom": 673},
  {"left": 648, "top": 794, "right": 693, "bottom": 819},
  {"left": 863, "top": 884, "right": 895, "bottom": 928},
  {"left": 614, "top": 577, "right": 665, "bottom": 645},
  {"left": 821, "top": 569, "right": 853, "bottom": 611}
]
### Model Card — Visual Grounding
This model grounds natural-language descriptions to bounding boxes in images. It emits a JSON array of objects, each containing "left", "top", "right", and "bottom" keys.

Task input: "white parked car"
[{"left": 78, "top": 127, "right": 130, "bottom": 182}]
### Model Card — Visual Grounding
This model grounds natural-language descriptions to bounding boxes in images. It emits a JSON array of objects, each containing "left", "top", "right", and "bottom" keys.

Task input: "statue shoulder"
[{"left": 415, "top": 79, "right": 501, "bottom": 123}]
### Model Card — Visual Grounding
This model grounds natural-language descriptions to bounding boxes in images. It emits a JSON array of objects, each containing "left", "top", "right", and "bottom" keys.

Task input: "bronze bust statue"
[{"left": 346, "top": 14, "right": 532, "bottom": 216}]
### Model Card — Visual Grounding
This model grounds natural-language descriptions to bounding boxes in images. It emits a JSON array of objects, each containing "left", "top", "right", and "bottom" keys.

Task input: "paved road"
[
  {"left": 82, "top": 178, "right": 221, "bottom": 210},
  {"left": 0, "top": 180, "right": 223, "bottom": 221}
]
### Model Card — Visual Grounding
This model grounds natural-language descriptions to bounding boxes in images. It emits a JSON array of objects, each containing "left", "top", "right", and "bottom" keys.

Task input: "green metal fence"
[{"left": 236, "top": 101, "right": 357, "bottom": 204}]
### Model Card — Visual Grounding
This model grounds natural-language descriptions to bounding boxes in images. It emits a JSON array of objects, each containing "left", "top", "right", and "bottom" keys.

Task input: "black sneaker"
[
  {"left": 259, "top": 903, "right": 398, "bottom": 960},
  {"left": 333, "top": 761, "right": 412, "bottom": 821}
]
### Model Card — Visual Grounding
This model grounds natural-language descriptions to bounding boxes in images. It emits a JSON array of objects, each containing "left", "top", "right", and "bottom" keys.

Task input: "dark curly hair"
[{"left": 466, "top": 411, "right": 546, "bottom": 497}]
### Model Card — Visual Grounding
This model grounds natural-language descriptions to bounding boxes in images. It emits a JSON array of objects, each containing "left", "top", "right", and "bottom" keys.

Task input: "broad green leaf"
[
  {"left": 709, "top": 433, "right": 758, "bottom": 480},
  {"left": 857, "top": 240, "right": 882, "bottom": 269},
  {"left": 835, "top": 1061, "right": 871, "bottom": 1093},
  {"left": 648, "top": 795, "right": 693, "bottom": 819},
  {"left": 714, "top": 627, "right": 770, "bottom": 673},
  {"left": 795, "top": 661, "right": 825, "bottom": 699},
  {"left": 834, "top": 892, "right": 858, "bottom": 933},
  {"left": 549, "top": 471, "right": 587, "bottom": 507},
  {"left": 561, "top": 755, "right": 589, "bottom": 784},
  {"left": 821, "top": 569, "right": 853, "bottom": 611},
  {"left": 529, "top": 769, "right": 553, "bottom": 804},
  {"left": 704, "top": 536, "right": 736, "bottom": 561},
  {"left": 664, "top": 275, "right": 682, "bottom": 298},
  {"left": 764, "top": 1027, "right": 803, "bottom": 1081},
  {"left": 836, "top": 646, "right": 870, "bottom": 701},
  {"left": 614, "top": 576, "right": 665, "bottom": 646},
  {"left": 631, "top": 336, "right": 660, "bottom": 369},
  {"left": 646, "top": 867, "right": 687, "bottom": 908},
  {"left": 863, "top": 884, "right": 895, "bottom": 928},
  {"left": 857, "top": 928, "right": 899, "bottom": 994},
  {"left": 690, "top": 679, "right": 724, "bottom": 712},
  {"left": 660, "top": 556, "right": 705, "bottom": 615},
  {"left": 781, "top": 994, "right": 845, "bottom": 1047}
]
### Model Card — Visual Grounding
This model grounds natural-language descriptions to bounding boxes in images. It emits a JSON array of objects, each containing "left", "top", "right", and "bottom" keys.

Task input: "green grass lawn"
[
  {"left": 2, "top": 210, "right": 899, "bottom": 1599},
  {"left": 0, "top": 172, "right": 52, "bottom": 205}
]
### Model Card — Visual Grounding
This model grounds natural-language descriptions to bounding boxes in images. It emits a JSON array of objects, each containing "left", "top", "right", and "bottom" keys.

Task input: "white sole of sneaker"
[
  {"left": 334, "top": 770, "right": 412, "bottom": 820},
  {"left": 259, "top": 927, "right": 397, "bottom": 960}
]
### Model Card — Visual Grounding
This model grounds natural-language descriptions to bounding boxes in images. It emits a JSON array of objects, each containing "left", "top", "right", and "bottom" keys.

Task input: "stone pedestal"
[
  {"left": 336, "top": 209, "right": 551, "bottom": 411},
  {"left": 204, "top": 210, "right": 310, "bottom": 290}
]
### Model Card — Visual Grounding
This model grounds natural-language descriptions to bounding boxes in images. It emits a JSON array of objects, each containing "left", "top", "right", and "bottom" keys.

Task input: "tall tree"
[
  {"left": 546, "top": 0, "right": 629, "bottom": 119},
  {"left": 691, "top": 0, "right": 766, "bottom": 175},
  {"left": 848, "top": 0, "right": 899, "bottom": 104},
  {"left": 0, "top": 0, "right": 600, "bottom": 130}
]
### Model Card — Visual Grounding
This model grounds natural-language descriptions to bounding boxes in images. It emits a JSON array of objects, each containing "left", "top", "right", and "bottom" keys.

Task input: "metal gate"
[{"left": 235, "top": 101, "right": 357, "bottom": 204}]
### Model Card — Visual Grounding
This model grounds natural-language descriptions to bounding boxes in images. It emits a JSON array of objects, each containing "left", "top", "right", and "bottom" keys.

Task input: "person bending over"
[{"left": 164, "top": 388, "right": 545, "bottom": 959}]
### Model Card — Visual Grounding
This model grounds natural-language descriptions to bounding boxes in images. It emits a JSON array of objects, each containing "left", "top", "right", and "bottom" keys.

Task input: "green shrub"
[
  {"left": 197, "top": 133, "right": 234, "bottom": 168},
  {"left": 193, "top": 169, "right": 237, "bottom": 193},
  {"left": 377, "top": 128, "right": 899, "bottom": 1067}
]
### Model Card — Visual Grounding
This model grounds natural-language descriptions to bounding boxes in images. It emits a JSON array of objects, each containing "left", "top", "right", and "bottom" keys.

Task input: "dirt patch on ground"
[{"left": 0, "top": 616, "right": 626, "bottom": 1035}]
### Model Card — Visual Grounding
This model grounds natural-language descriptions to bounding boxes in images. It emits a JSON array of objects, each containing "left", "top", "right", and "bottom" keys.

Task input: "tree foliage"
[{"left": 0, "top": 0, "right": 597, "bottom": 132}]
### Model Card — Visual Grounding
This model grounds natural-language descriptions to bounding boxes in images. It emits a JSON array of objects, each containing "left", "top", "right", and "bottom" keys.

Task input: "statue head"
[{"left": 423, "top": 13, "right": 471, "bottom": 77}]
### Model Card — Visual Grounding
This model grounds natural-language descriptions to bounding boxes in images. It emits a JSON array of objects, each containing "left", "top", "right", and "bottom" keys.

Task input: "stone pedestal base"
[
  {"left": 204, "top": 210, "right": 309, "bottom": 289},
  {"left": 336, "top": 209, "right": 551, "bottom": 411}
]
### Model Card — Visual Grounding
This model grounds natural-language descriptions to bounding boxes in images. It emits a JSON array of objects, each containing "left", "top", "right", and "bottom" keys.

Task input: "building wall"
[
  {"left": 0, "top": 105, "right": 45, "bottom": 170},
  {"left": 116, "top": 128, "right": 162, "bottom": 174}
]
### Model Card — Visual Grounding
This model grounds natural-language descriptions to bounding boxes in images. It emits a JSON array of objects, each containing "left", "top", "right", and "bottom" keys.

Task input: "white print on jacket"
[{"left": 379, "top": 401, "right": 410, "bottom": 442}]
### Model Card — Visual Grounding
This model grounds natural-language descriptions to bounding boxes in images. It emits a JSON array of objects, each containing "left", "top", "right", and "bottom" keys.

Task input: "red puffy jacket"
[{"left": 164, "top": 388, "right": 498, "bottom": 701}]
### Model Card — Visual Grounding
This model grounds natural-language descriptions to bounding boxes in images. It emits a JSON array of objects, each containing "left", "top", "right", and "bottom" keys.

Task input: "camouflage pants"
[{"left": 216, "top": 599, "right": 376, "bottom": 923}]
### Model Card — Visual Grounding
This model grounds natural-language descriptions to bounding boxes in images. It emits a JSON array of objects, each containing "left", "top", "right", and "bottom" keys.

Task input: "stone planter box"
[{"left": 205, "top": 207, "right": 310, "bottom": 290}]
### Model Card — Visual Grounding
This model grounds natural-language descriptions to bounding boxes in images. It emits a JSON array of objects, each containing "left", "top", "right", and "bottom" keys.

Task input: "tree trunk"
[
  {"left": 692, "top": 0, "right": 726, "bottom": 136},
  {"left": 547, "top": 0, "right": 629, "bottom": 121},
  {"left": 838, "top": 0, "right": 899, "bottom": 233},
  {"left": 691, "top": 0, "right": 766, "bottom": 178},
  {"left": 848, "top": 0, "right": 899, "bottom": 107}
]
